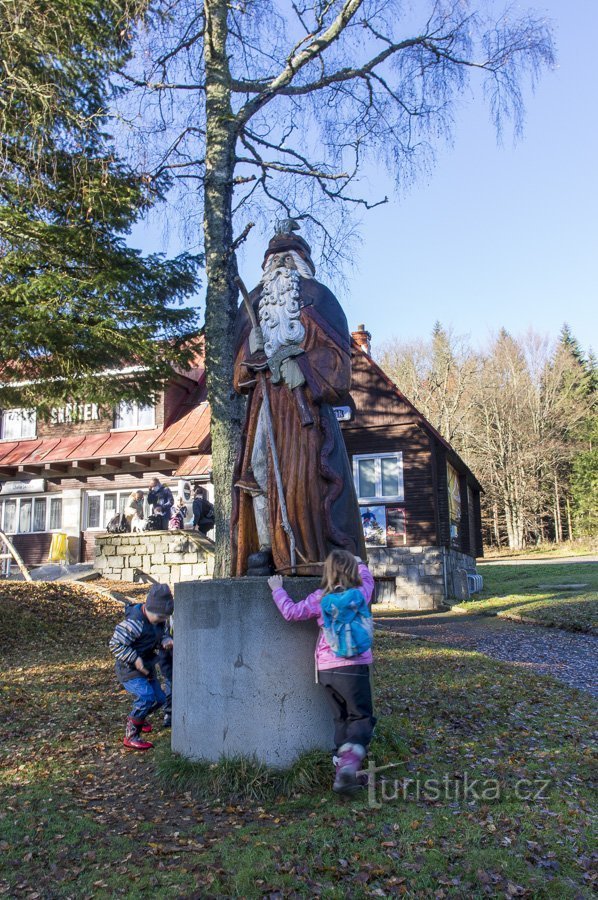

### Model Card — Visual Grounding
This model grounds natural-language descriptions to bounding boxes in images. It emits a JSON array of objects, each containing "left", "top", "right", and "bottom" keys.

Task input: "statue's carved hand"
[{"left": 281, "top": 357, "right": 305, "bottom": 391}]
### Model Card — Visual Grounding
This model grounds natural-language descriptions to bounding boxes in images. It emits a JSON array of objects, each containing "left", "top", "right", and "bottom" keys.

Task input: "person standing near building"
[
  {"left": 192, "top": 487, "right": 215, "bottom": 536},
  {"left": 168, "top": 496, "right": 188, "bottom": 531},
  {"left": 124, "top": 489, "right": 145, "bottom": 530},
  {"left": 148, "top": 478, "right": 174, "bottom": 530}
]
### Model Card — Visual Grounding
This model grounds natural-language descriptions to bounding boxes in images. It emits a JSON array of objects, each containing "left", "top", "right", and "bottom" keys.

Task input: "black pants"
[{"left": 318, "top": 664, "right": 376, "bottom": 751}]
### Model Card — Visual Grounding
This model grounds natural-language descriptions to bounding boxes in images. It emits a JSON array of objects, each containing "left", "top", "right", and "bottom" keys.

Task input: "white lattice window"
[
  {"left": 353, "top": 453, "right": 404, "bottom": 503},
  {"left": 0, "top": 408, "right": 36, "bottom": 440},
  {"left": 85, "top": 490, "right": 136, "bottom": 530},
  {"left": 0, "top": 495, "right": 62, "bottom": 533},
  {"left": 113, "top": 401, "right": 155, "bottom": 430}
]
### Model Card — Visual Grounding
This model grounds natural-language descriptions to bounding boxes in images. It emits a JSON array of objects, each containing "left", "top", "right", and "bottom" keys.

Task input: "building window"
[
  {"left": 49, "top": 498, "right": 63, "bottom": 531},
  {"left": 87, "top": 495, "right": 101, "bottom": 529},
  {"left": 33, "top": 498, "right": 47, "bottom": 532},
  {"left": 85, "top": 490, "right": 135, "bottom": 530},
  {"left": 1, "top": 408, "right": 36, "bottom": 440},
  {"left": 0, "top": 495, "right": 62, "bottom": 533},
  {"left": 3, "top": 498, "right": 17, "bottom": 533},
  {"left": 353, "top": 453, "right": 404, "bottom": 503},
  {"left": 447, "top": 463, "right": 461, "bottom": 545},
  {"left": 113, "top": 401, "right": 155, "bottom": 430},
  {"left": 18, "top": 499, "right": 32, "bottom": 533}
]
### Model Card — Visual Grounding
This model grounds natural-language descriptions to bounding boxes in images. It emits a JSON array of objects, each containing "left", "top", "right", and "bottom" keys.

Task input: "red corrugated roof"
[
  {"left": 20, "top": 438, "right": 63, "bottom": 463},
  {"left": 0, "top": 440, "right": 37, "bottom": 465},
  {"left": 174, "top": 453, "right": 212, "bottom": 477},
  {"left": 154, "top": 403, "right": 210, "bottom": 452},
  {"left": 0, "top": 396, "right": 211, "bottom": 470},
  {"left": 120, "top": 428, "right": 163, "bottom": 455}
]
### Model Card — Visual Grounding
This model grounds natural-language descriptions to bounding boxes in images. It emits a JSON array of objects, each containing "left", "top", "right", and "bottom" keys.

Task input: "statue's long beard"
[{"left": 259, "top": 266, "right": 306, "bottom": 357}]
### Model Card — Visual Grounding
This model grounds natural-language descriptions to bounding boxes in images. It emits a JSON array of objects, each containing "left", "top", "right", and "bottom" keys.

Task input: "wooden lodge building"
[{"left": 0, "top": 328, "right": 482, "bottom": 607}]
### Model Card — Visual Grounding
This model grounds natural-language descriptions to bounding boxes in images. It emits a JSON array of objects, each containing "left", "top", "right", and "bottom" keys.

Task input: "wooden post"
[{"left": 0, "top": 530, "right": 32, "bottom": 581}]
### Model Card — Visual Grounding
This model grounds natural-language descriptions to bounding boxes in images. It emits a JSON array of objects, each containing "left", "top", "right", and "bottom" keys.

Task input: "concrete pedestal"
[{"left": 172, "top": 577, "right": 332, "bottom": 767}]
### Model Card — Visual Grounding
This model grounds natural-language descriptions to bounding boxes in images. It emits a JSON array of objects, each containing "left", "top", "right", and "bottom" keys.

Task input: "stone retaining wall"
[
  {"left": 368, "top": 546, "right": 478, "bottom": 610},
  {"left": 94, "top": 531, "right": 214, "bottom": 583}
]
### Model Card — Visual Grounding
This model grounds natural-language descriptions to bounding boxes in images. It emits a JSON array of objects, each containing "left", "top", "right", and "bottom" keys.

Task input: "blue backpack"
[{"left": 321, "top": 587, "right": 374, "bottom": 658}]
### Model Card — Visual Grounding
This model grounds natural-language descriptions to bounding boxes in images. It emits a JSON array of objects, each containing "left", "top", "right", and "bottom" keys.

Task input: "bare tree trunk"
[
  {"left": 566, "top": 495, "right": 573, "bottom": 541},
  {"left": 504, "top": 494, "right": 516, "bottom": 549},
  {"left": 554, "top": 473, "right": 563, "bottom": 543},
  {"left": 493, "top": 503, "right": 500, "bottom": 548},
  {"left": 504, "top": 489, "right": 525, "bottom": 550},
  {"left": 203, "top": 0, "right": 245, "bottom": 576}
]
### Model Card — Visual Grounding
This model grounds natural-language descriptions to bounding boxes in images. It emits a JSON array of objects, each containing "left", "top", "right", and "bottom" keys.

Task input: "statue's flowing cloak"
[{"left": 231, "top": 276, "right": 366, "bottom": 576}]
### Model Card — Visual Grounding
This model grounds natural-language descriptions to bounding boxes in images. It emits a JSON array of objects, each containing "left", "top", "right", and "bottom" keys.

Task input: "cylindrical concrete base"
[{"left": 172, "top": 577, "right": 332, "bottom": 767}]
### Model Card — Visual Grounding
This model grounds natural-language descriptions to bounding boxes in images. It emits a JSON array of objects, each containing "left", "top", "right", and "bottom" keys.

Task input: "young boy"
[{"left": 109, "top": 583, "right": 174, "bottom": 750}]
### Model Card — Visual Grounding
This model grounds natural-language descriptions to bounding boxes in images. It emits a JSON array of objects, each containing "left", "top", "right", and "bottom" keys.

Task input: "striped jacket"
[{"left": 109, "top": 603, "right": 171, "bottom": 683}]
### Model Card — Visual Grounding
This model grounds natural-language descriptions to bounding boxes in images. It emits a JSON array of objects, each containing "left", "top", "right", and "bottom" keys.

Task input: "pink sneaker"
[{"left": 333, "top": 743, "right": 366, "bottom": 795}]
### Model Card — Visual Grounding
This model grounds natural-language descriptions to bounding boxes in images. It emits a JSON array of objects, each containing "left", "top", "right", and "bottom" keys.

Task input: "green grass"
[
  {"left": 483, "top": 537, "right": 597, "bottom": 561},
  {"left": 453, "top": 562, "right": 598, "bottom": 634},
  {"left": 1, "top": 581, "right": 597, "bottom": 897}
]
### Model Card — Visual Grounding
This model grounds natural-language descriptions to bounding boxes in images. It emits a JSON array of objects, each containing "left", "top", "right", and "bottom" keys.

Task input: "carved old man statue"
[{"left": 231, "top": 226, "right": 365, "bottom": 576}]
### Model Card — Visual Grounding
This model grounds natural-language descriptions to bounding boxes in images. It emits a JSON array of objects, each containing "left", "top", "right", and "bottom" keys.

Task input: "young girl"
[
  {"left": 168, "top": 496, "right": 188, "bottom": 531},
  {"left": 268, "top": 549, "right": 376, "bottom": 794}
]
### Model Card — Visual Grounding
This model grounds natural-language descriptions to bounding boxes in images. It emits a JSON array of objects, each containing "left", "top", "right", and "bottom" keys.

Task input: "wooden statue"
[{"left": 231, "top": 226, "right": 366, "bottom": 576}]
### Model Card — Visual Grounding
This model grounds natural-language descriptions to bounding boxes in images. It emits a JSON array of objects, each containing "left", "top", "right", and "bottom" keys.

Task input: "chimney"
[{"left": 352, "top": 323, "right": 371, "bottom": 356}]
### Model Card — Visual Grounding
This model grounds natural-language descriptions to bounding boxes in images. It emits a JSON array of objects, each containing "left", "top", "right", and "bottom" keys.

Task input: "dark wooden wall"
[
  {"left": 11, "top": 533, "right": 53, "bottom": 567},
  {"left": 344, "top": 348, "right": 483, "bottom": 556},
  {"left": 343, "top": 422, "right": 437, "bottom": 547}
]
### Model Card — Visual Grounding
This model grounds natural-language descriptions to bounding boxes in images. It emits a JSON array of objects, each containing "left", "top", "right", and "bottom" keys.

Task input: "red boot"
[
  {"left": 123, "top": 716, "right": 154, "bottom": 751},
  {"left": 141, "top": 720, "right": 153, "bottom": 733}
]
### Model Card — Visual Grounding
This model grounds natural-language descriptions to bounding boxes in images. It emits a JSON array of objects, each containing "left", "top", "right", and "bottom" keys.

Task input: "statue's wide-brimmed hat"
[{"left": 262, "top": 232, "right": 316, "bottom": 275}]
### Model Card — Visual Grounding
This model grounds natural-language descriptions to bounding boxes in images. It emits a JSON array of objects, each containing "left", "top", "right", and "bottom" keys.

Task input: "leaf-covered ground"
[
  {"left": 454, "top": 563, "right": 598, "bottom": 634},
  {"left": 0, "top": 581, "right": 596, "bottom": 898}
]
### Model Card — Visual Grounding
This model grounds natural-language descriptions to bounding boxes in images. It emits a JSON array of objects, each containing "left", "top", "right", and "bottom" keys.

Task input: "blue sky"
[{"left": 130, "top": 0, "right": 597, "bottom": 357}]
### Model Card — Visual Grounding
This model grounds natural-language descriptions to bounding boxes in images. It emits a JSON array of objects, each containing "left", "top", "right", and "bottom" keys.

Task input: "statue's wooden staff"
[{"left": 235, "top": 276, "right": 299, "bottom": 574}]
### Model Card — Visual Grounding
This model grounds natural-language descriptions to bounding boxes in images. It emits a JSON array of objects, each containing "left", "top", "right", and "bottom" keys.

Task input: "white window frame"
[
  {"left": 353, "top": 452, "right": 404, "bottom": 503},
  {"left": 0, "top": 408, "right": 37, "bottom": 441},
  {"left": 84, "top": 490, "right": 134, "bottom": 531},
  {"left": 112, "top": 401, "right": 155, "bottom": 431},
  {"left": 0, "top": 494, "right": 62, "bottom": 534}
]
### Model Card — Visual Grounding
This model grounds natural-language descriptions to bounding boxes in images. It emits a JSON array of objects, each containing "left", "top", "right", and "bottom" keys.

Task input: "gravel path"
[{"left": 377, "top": 611, "right": 598, "bottom": 697}]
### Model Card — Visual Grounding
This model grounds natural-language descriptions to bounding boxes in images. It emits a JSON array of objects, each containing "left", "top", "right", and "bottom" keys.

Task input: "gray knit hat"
[{"left": 145, "top": 583, "right": 174, "bottom": 617}]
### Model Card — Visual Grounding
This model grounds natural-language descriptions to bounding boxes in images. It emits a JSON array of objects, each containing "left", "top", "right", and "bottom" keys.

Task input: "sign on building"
[
  {"left": 1, "top": 479, "right": 47, "bottom": 494},
  {"left": 333, "top": 406, "right": 352, "bottom": 422},
  {"left": 50, "top": 403, "right": 101, "bottom": 425}
]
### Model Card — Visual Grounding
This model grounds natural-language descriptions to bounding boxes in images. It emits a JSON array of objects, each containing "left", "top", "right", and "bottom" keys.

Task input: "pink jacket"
[{"left": 271, "top": 564, "right": 375, "bottom": 671}]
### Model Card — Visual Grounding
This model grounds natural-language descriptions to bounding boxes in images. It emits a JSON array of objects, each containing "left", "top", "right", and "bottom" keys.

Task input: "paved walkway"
[{"left": 376, "top": 611, "right": 597, "bottom": 697}]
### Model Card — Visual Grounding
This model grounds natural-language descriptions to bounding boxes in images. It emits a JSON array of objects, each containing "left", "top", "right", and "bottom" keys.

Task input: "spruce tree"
[{"left": 0, "top": 0, "right": 200, "bottom": 413}]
